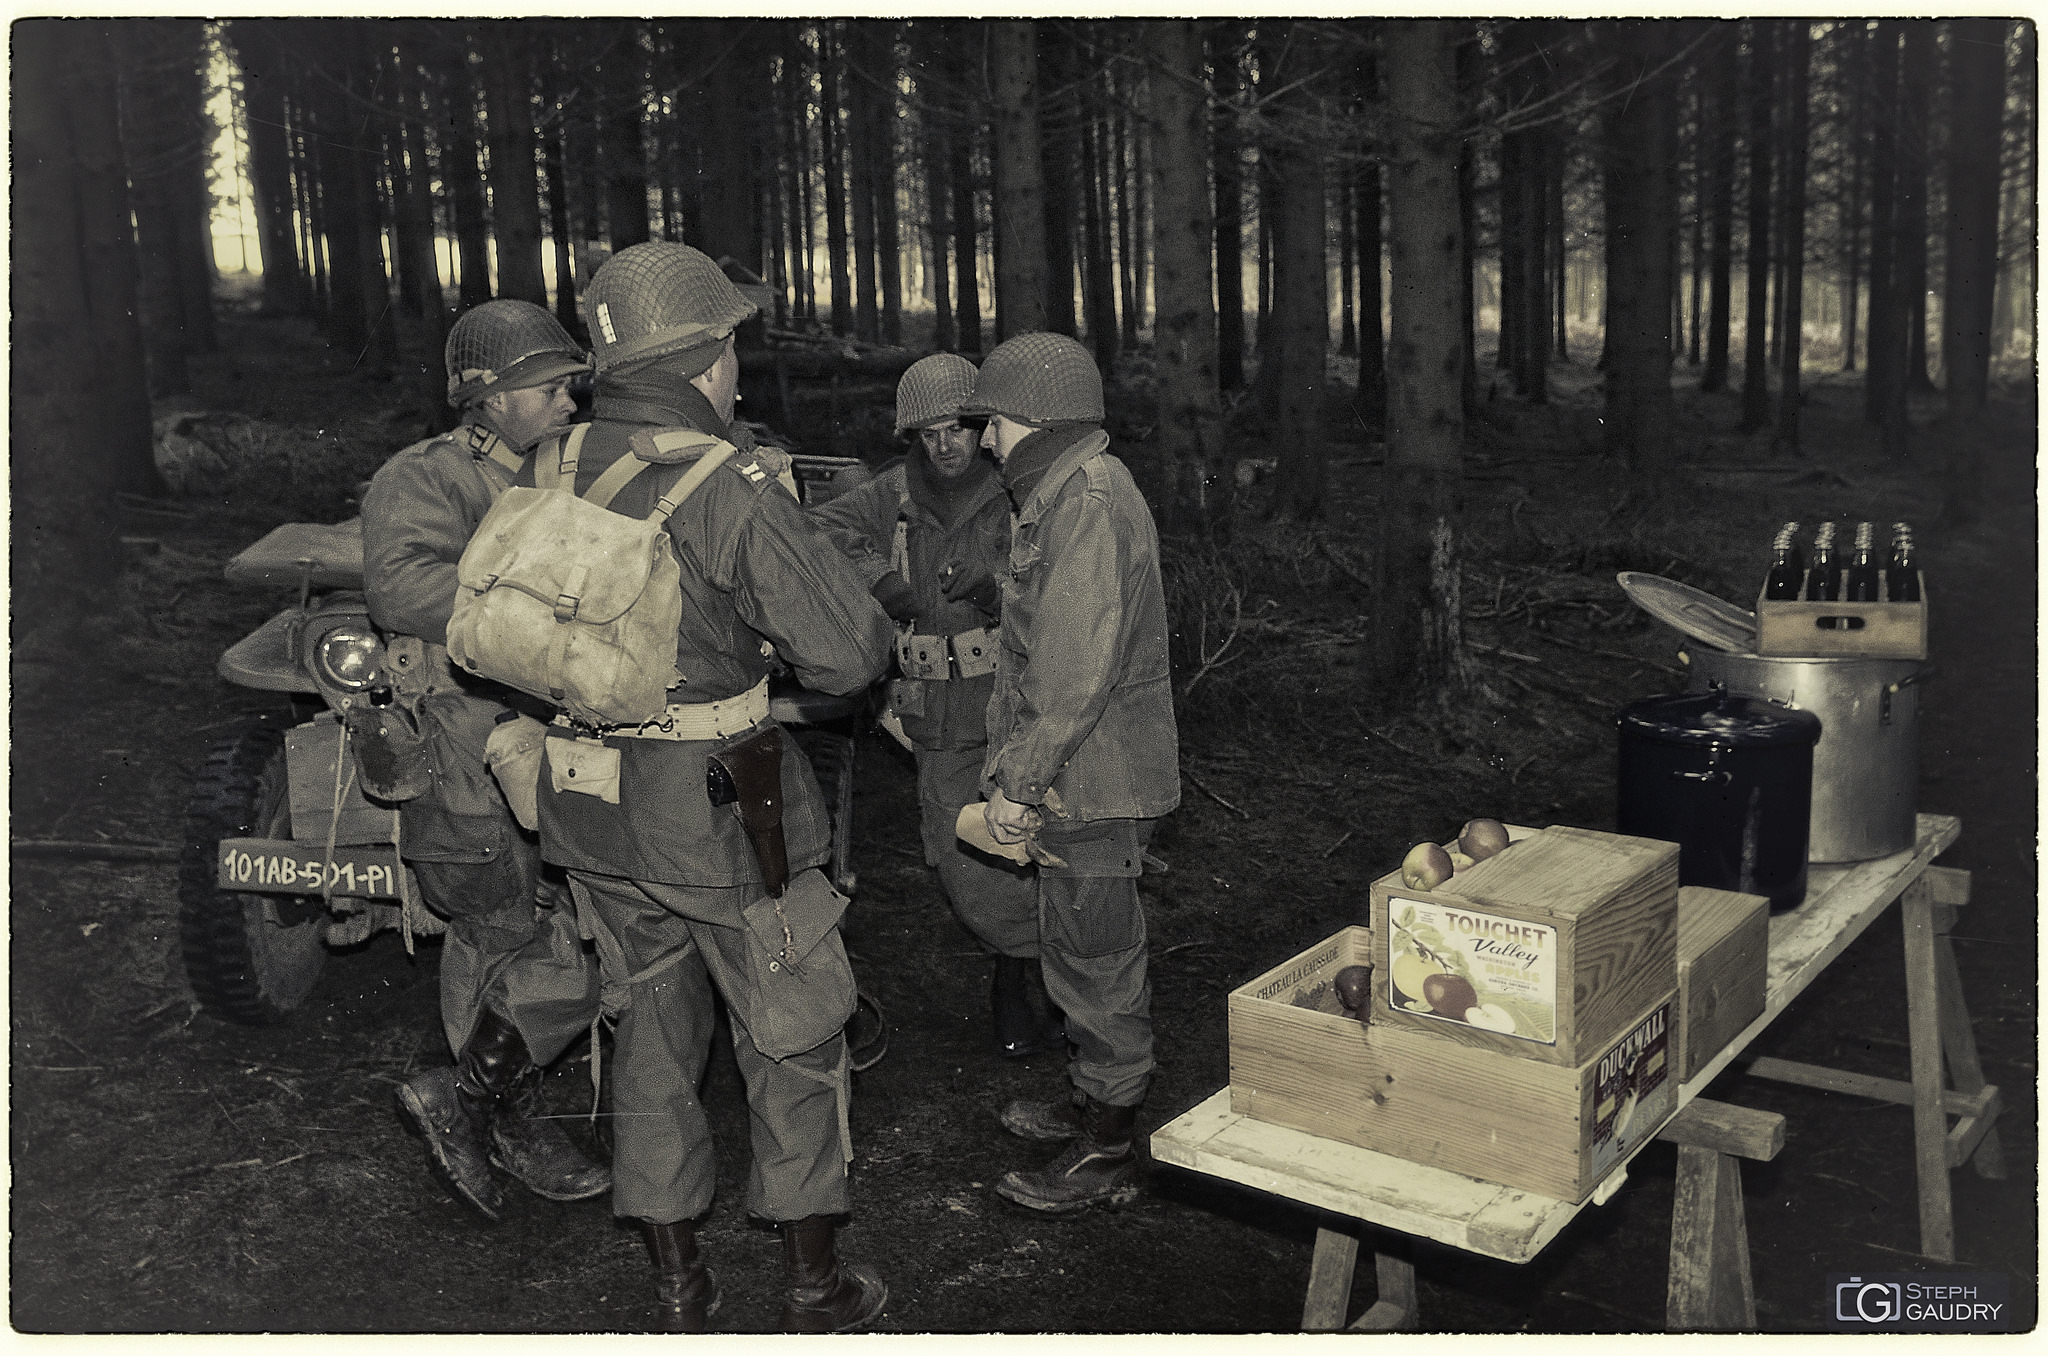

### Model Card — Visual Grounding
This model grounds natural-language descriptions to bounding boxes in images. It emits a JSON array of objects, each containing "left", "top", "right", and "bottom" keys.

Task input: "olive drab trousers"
[
  {"left": 915, "top": 745, "right": 1039, "bottom": 958},
  {"left": 568, "top": 868, "right": 856, "bottom": 1225},
  {"left": 1033, "top": 817, "right": 1158, "bottom": 1110}
]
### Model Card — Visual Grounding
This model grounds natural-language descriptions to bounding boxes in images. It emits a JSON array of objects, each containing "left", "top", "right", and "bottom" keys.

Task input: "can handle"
[{"left": 1881, "top": 665, "right": 1937, "bottom": 726}]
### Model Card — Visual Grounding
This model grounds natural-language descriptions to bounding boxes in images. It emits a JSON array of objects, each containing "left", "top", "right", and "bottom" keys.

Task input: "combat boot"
[
  {"left": 994, "top": 1097, "right": 1143, "bottom": 1213},
  {"left": 998, "top": 1082, "right": 1086, "bottom": 1143},
  {"left": 395, "top": 1064, "right": 504, "bottom": 1222},
  {"left": 992, "top": 955, "right": 1067, "bottom": 1059},
  {"left": 642, "top": 1219, "right": 721, "bottom": 1333},
  {"left": 777, "top": 1216, "right": 887, "bottom": 1333},
  {"left": 461, "top": 1010, "right": 611, "bottom": 1202}
]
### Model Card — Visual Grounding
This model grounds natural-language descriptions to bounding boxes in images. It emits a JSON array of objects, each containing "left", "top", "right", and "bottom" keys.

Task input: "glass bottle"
[
  {"left": 1763, "top": 522, "right": 1805, "bottom": 600},
  {"left": 1845, "top": 521, "right": 1882, "bottom": 602},
  {"left": 1887, "top": 522, "right": 1921, "bottom": 602},
  {"left": 1805, "top": 522, "right": 1840, "bottom": 601}
]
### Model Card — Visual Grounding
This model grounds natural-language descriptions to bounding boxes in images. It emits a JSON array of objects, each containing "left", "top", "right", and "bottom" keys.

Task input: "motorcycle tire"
[{"left": 178, "top": 720, "right": 329, "bottom": 1024}]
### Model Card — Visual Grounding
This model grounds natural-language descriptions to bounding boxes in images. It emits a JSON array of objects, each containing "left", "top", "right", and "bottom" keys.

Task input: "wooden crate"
[
  {"left": 1675, "top": 885, "right": 1769, "bottom": 1082},
  {"left": 1368, "top": 825, "right": 1679, "bottom": 1067},
  {"left": 1754, "top": 574, "right": 1927, "bottom": 659},
  {"left": 1228, "top": 927, "right": 1678, "bottom": 1202}
]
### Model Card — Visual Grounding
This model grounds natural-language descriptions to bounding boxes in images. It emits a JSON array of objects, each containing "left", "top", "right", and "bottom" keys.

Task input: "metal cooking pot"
[
  {"left": 1685, "top": 649, "right": 1929, "bottom": 864},
  {"left": 1617, "top": 691, "right": 1823, "bottom": 912}
]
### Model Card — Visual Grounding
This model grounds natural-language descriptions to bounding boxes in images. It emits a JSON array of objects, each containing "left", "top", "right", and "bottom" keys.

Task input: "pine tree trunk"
[
  {"left": 1357, "top": 33, "right": 1386, "bottom": 420},
  {"left": 1082, "top": 75, "right": 1118, "bottom": 371},
  {"left": 1143, "top": 19, "right": 1229, "bottom": 539},
  {"left": 848, "top": 24, "right": 881, "bottom": 344},
  {"left": 1115, "top": 79, "right": 1141, "bottom": 348},
  {"left": 1862, "top": 22, "right": 1904, "bottom": 442},
  {"left": 1839, "top": 21, "right": 1869, "bottom": 371},
  {"left": 819, "top": 25, "right": 853, "bottom": 337},
  {"left": 698, "top": 19, "right": 759, "bottom": 276},
  {"left": 1210, "top": 23, "right": 1247, "bottom": 391},
  {"left": 948, "top": 52, "right": 981, "bottom": 352},
  {"left": 1601, "top": 20, "right": 1680, "bottom": 472},
  {"left": 1037, "top": 25, "right": 1079, "bottom": 337},
  {"left": 786, "top": 35, "right": 818, "bottom": 328},
  {"left": 116, "top": 21, "right": 198, "bottom": 396},
  {"left": 1376, "top": 19, "right": 1472, "bottom": 704},
  {"left": 484, "top": 27, "right": 547, "bottom": 305},
  {"left": 990, "top": 20, "right": 1050, "bottom": 339},
  {"left": 436, "top": 37, "right": 492, "bottom": 306},
  {"left": 229, "top": 21, "right": 304, "bottom": 314},
  {"left": 1941, "top": 18, "right": 2008, "bottom": 415},
  {"left": 1263, "top": 20, "right": 1330, "bottom": 522},
  {"left": 12, "top": 19, "right": 162, "bottom": 638},
  {"left": 601, "top": 26, "right": 649, "bottom": 252},
  {"left": 1702, "top": 23, "right": 1738, "bottom": 393},
  {"left": 1898, "top": 20, "right": 1935, "bottom": 390},
  {"left": 1737, "top": 22, "right": 1775, "bottom": 432},
  {"left": 1775, "top": 20, "right": 1811, "bottom": 450},
  {"left": 538, "top": 54, "right": 580, "bottom": 338}
]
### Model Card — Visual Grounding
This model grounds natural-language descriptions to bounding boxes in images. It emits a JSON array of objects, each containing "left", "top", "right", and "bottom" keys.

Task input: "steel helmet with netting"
[
  {"left": 444, "top": 300, "right": 588, "bottom": 408},
  {"left": 959, "top": 331, "right": 1104, "bottom": 425},
  {"left": 894, "top": 353, "right": 980, "bottom": 432},
  {"left": 584, "top": 242, "right": 758, "bottom": 376}
]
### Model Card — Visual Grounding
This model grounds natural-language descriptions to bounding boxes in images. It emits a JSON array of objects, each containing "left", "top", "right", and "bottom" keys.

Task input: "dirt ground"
[{"left": 8, "top": 303, "right": 2037, "bottom": 1334}]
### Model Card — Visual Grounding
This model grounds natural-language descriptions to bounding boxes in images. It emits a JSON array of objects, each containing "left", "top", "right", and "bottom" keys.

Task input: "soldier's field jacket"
[
  {"left": 984, "top": 429, "right": 1180, "bottom": 823},
  {"left": 807, "top": 450, "right": 1011, "bottom": 752},
  {"left": 523, "top": 386, "right": 892, "bottom": 889}
]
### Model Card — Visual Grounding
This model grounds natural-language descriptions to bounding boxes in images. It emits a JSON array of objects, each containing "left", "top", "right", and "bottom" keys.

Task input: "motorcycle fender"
[{"left": 340, "top": 699, "right": 435, "bottom": 802}]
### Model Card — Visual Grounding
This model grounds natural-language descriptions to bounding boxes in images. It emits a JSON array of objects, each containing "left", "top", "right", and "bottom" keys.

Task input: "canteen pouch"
[
  {"left": 545, "top": 732, "right": 622, "bottom": 804},
  {"left": 736, "top": 868, "right": 857, "bottom": 1060},
  {"left": 484, "top": 713, "right": 550, "bottom": 830},
  {"left": 340, "top": 698, "right": 434, "bottom": 802}
]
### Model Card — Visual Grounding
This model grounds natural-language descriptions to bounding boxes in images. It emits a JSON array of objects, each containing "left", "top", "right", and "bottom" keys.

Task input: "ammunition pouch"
[{"left": 708, "top": 724, "right": 790, "bottom": 896}]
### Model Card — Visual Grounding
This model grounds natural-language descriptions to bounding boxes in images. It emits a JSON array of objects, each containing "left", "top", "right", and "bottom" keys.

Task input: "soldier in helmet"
[
  {"left": 361, "top": 299, "right": 610, "bottom": 1221},
  {"left": 533, "top": 243, "right": 892, "bottom": 1333},
  {"left": 962, "top": 333, "right": 1180, "bottom": 1214},
  {"left": 808, "top": 354, "right": 1064, "bottom": 1060}
]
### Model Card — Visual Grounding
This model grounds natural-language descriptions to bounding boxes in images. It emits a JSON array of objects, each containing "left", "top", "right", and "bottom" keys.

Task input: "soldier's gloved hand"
[
  {"left": 871, "top": 571, "right": 919, "bottom": 623},
  {"left": 939, "top": 559, "right": 1001, "bottom": 617}
]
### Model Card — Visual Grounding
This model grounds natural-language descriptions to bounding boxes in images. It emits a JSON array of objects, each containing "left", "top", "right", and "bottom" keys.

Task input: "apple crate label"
[
  {"left": 1385, "top": 897, "right": 1558, "bottom": 1043},
  {"left": 1590, "top": 1002, "right": 1672, "bottom": 1178}
]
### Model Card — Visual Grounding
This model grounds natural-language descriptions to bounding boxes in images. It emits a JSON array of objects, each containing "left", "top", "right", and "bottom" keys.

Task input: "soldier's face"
[
  {"left": 981, "top": 414, "right": 1031, "bottom": 464},
  {"left": 919, "top": 419, "right": 982, "bottom": 479},
  {"left": 486, "top": 380, "right": 577, "bottom": 451}
]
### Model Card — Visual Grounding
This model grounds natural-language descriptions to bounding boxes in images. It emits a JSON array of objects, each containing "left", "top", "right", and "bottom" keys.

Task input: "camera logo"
[{"left": 1835, "top": 1277, "right": 1902, "bottom": 1324}]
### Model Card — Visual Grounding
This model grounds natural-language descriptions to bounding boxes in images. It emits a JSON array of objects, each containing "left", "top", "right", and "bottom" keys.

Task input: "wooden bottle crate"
[
  {"left": 1368, "top": 825, "right": 1678, "bottom": 1067},
  {"left": 1675, "top": 885, "right": 1769, "bottom": 1082},
  {"left": 1753, "top": 573, "right": 1927, "bottom": 659},
  {"left": 1227, "top": 926, "right": 1678, "bottom": 1203}
]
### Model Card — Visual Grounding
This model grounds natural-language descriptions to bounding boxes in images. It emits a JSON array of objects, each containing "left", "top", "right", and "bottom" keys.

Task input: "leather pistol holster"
[{"left": 708, "top": 725, "right": 789, "bottom": 896}]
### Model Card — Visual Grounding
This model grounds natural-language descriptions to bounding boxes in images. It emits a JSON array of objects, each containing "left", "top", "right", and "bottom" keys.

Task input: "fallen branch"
[
  {"left": 1180, "top": 768, "right": 1249, "bottom": 819},
  {"left": 1320, "top": 829, "right": 1355, "bottom": 859},
  {"left": 1368, "top": 727, "right": 1424, "bottom": 759},
  {"left": 11, "top": 839, "right": 181, "bottom": 862}
]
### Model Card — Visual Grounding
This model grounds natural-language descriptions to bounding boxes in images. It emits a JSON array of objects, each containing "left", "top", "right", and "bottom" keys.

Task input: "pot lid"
[
  {"left": 1615, "top": 572, "right": 1758, "bottom": 653},
  {"left": 1619, "top": 690, "right": 1822, "bottom": 748}
]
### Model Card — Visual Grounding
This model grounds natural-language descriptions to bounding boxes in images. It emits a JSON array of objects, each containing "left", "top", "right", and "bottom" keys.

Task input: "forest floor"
[{"left": 7, "top": 298, "right": 2037, "bottom": 1336}]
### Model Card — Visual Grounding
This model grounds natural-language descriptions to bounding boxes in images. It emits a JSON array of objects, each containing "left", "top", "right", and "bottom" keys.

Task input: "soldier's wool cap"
[
  {"left": 895, "top": 353, "right": 981, "bottom": 432},
  {"left": 960, "top": 331, "right": 1104, "bottom": 425},
  {"left": 585, "top": 243, "right": 757, "bottom": 376},
  {"left": 444, "top": 300, "right": 588, "bottom": 408}
]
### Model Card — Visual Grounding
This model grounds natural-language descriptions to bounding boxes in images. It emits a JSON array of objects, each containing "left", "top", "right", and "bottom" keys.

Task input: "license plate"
[{"left": 217, "top": 838, "right": 409, "bottom": 899}]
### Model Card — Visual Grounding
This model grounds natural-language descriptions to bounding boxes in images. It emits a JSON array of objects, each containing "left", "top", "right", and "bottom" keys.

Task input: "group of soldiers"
[{"left": 359, "top": 242, "right": 1178, "bottom": 1332}]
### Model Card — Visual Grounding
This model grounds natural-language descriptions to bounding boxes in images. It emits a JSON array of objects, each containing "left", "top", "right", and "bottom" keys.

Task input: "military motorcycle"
[{"left": 181, "top": 452, "right": 879, "bottom": 1033}]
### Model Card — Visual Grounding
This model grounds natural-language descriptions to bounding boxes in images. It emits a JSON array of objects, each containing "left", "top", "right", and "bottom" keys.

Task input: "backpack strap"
[
  {"left": 646, "top": 442, "right": 738, "bottom": 525},
  {"left": 891, "top": 463, "right": 912, "bottom": 579},
  {"left": 533, "top": 424, "right": 592, "bottom": 491},
  {"left": 582, "top": 447, "right": 657, "bottom": 511}
]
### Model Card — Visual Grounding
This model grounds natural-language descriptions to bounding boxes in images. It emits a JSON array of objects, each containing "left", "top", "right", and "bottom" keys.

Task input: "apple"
[
  {"left": 1388, "top": 953, "right": 1441, "bottom": 1006},
  {"left": 1447, "top": 849, "right": 1476, "bottom": 873},
  {"left": 1333, "top": 965, "right": 1373, "bottom": 1012},
  {"left": 1459, "top": 818, "right": 1512, "bottom": 862},
  {"left": 1465, "top": 1003, "right": 1516, "bottom": 1033},
  {"left": 1421, "top": 972, "right": 1478, "bottom": 1020},
  {"left": 1400, "top": 841, "right": 1454, "bottom": 890}
]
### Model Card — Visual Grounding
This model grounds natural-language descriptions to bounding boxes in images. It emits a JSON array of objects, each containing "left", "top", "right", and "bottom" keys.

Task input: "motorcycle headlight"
[{"left": 315, "top": 626, "right": 385, "bottom": 691}]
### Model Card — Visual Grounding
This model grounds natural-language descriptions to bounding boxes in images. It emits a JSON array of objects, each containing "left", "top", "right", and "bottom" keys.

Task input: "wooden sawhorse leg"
[
  {"left": 1302, "top": 1228, "right": 1415, "bottom": 1331},
  {"left": 1745, "top": 866, "right": 2003, "bottom": 1264},
  {"left": 1659, "top": 1098, "right": 1785, "bottom": 1330}
]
